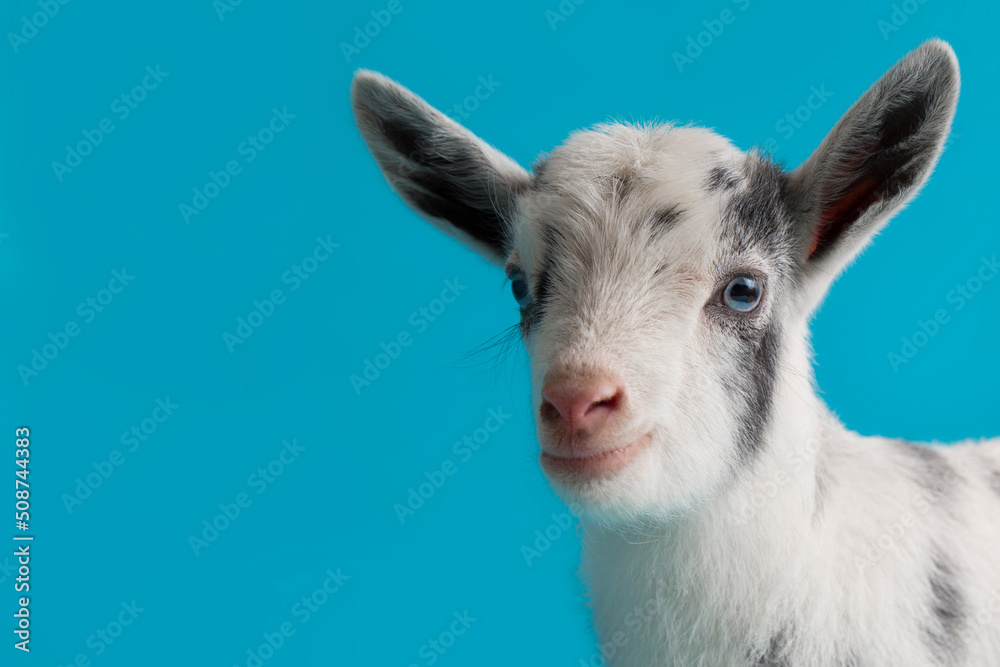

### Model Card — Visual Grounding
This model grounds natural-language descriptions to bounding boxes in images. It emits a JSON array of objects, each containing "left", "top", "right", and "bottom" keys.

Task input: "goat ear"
[
  {"left": 351, "top": 70, "right": 530, "bottom": 266},
  {"left": 786, "top": 40, "right": 959, "bottom": 288}
]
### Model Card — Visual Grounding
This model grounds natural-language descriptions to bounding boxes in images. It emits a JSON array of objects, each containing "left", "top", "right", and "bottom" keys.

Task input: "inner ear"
[
  {"left": 790, "top": 40, "right": 959, "bottom": 271},
  {"left": 809, "top": 174, "right": 880, "bottom": 260},
  {"left": 809, "top": 95, "right": 935, "bottom": 261}
]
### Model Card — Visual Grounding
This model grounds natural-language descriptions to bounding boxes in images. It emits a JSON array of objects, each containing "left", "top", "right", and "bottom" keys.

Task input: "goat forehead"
[
  {"left": 531, "top": 123, "right": 744, "bottom": 198},
  {"left": 516, "top": 125, "right": 794, "bottom": 278}
]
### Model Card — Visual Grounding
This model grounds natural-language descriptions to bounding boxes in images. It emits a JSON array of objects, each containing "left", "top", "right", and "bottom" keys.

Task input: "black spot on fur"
[
  {"left": 521, "top": 267, "right": 554, "bottom": 336},
  {"left": 536, "top": 224, "right": 563, "bottom": 311},
  {"left": 753, "top": 628, "right": 792, "bottom": 666},
  {"left": 722, "top": 159, "right": 796, "bottom": 292},
  {"left": 894, "top": 441, "right": 961, "bottom": 508},
  {"left": 531, "top": 157, "right": 550, "bottom": 188},
  {"left": 721, "top": 156, "right": 795, "bottom": 273},
  {"left": 989, "top": 468, "right": 1000, "bottom": 497},
  {"left": 535, "top": 266, "right": 553, "bottom": 309},
  {"left": 649, "top": 205, "right": 683, "bottom": 236},
  {"left": 813, "top": 460, "right": 830, "bottom": 522},
  {"left": 520, "top": 224, "right": 561, "bottom": 336},
  {"left": 712, "top": 158, "right": 792, "bottom": 466},
  {"left": 706, "top": 164, "right": 741, "bottom": 191},
  {"left": 728, "top": 323, "right": 782, "bottom": 464},
  {"left": 923, "top": 549, "right": 966, "bottom": 663},
  {"left": 606, "top": 171, "right": 637, "bottom": 199},
  {"left": 519, "top": 305, "right": 539, "bottom": 337}
]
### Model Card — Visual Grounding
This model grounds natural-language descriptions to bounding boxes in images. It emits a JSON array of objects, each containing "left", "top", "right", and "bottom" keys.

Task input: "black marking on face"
[
  {"left": 649, "top": 205, "right": 683, "bottom": 237},
  {"left": 712, "top": 158, "right": 790, "bottom": 466},
  {"left": 729, "top": 322, "right": 782, "bottom": 465},
  {"left": 923, "top": 549, "right": 966, "bottom": 663},
  {"left": 706, "top": 164, "right": 741, "bottom": 191},
  {"left": 752, "top": 628, "right": 791, "bottom": 666},
  {"left": 537, "top": 224, "right": 563, "bottom": 310},
  {"left": 722, "top": 157, "right": 795, "bottom": 255},
  {"left": 520, "top": 267, "right": 554, "bottom": 337},
  {"left": 520, "top": 224, "right": 562, "bottom": 336},
  {"left": 598, "top": 164, "right": 642, "bottom": 202},
  {"left": 608, "top": 172, "right": 636, "bottom": 199}
]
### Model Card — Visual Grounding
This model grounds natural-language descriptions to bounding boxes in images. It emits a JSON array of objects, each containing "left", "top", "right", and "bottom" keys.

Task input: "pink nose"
[{"left": 541, "top": 376, "right": 625, "bottom": 433}]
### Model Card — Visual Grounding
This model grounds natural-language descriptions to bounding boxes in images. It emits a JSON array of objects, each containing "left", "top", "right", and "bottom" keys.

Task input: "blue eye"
[
  {"left": 510, "top": 270, "right": 532, "bottom": 309},
  {"left": 723, "top": 276, "right": 762, "bottom": 312}
]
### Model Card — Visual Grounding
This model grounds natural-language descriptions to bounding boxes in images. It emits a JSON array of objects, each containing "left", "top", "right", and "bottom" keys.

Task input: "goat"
[{"left": 351, "top": 39, "right": 1000, "bottom": 665}]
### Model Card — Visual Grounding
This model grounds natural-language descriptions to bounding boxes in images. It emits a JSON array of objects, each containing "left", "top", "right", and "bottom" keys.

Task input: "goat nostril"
[
  {"left": 589, "top": 391, "right": 622, "bottom": 414},
  {"left": 540, "top": 398, "right": 562, "bottom": 423}
]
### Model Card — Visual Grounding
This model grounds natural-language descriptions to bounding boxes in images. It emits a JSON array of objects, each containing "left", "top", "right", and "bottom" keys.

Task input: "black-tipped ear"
[
  {"left": 787, "top": 39, "right": 960, "bottom": 282},
  {"left": 351, "top": 70, "right": 530, "bottom": 265}
]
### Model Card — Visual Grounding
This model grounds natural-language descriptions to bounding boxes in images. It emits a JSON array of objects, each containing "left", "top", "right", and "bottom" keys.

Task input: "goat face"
[
  {"left": 351, "top": 40, "right": 959, "bottom": 523},
  {"left": 507, "top": 128, "right": 797, "bottom": 520}
]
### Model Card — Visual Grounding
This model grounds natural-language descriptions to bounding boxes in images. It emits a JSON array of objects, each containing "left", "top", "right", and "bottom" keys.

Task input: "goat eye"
[
  {"left": 510, "top": 270, "right": 532, "bottom": 309},
  {"left": 723, "top": 276, "right": 762, "bottom": 312}
]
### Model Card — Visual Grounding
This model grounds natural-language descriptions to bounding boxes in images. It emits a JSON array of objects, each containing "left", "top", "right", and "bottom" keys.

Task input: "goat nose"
[{"left": 540, "top": 376, "right": 625, "bottom": 431}]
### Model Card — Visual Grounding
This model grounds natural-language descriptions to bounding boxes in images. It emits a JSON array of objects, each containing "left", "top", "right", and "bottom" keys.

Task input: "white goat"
[{"left": 351, "top": 40, "right": 1000, "bottom": 666}]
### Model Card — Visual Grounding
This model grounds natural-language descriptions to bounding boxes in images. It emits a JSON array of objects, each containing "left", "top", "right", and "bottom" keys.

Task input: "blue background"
[{"left": 0, "top": 0, "right": 997, "bottom": 664}]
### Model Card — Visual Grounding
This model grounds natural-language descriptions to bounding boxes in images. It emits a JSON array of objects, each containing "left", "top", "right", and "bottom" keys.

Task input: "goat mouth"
[{"left": 540, "top": 432, "right": 652, "bottom": 479}]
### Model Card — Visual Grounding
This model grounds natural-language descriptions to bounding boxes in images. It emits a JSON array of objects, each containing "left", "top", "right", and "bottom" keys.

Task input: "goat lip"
[{"left": 540, "top": 432, "right": 651, "bottom": 478}]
